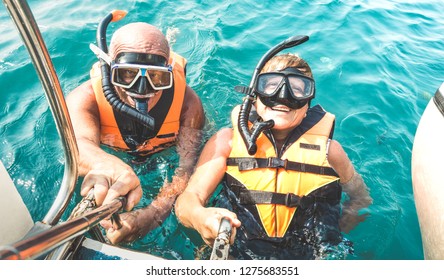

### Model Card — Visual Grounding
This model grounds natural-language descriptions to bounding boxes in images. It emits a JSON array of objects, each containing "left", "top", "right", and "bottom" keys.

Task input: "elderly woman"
[{"left": 175, "top": 47, "right": 372, "bottom": 259}]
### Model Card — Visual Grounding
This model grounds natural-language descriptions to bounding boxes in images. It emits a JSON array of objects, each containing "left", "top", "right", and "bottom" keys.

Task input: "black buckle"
[
  {"left": 283, "top": 194, "right": 314, "bottom": 209},
  {"left": 267, "top": 157, "right": 288, "bottom": 169},
  {"left": 284, "top": 193, "right": 300, "bottom": 207},
  {"left": 239, "top": 160, "right": 257, "bottom": 171}
]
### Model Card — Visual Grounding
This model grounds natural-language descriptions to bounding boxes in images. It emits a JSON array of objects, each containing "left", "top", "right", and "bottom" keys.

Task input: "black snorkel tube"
[
  {"left": 236, "top": 35, "right": 309, "bottom": 155},
  {"left": 96, "top": 10, "right": 155, "bottom": 130}
]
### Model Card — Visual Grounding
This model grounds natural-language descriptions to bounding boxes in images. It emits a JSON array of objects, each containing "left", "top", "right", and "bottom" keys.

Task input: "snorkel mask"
[
  {"left": 235, "top": 35, "right": 311, "bottom": 155},
  {"left": 90, "top": 10, "right": 155, "bottom": 130},
  {"left": 110, "top": 52, "right": 173, "bottom": 112},
  {"left": 256, "top": 67, "right": 315, "bottom": 109},
  {"left": 111, "top": 53, "right": 173, "bottom": 96}
]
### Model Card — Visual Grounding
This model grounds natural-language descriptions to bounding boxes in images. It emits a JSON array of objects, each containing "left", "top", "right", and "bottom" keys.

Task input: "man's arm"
[
  {"left": 66, "top": 81, "right": 142, "bottom": 210},
  {"left": 103, "top": 86, "right": 205, "bottom": 244},
  {"left": 152, "top": 85, "right": 205, "bottom": 209}
]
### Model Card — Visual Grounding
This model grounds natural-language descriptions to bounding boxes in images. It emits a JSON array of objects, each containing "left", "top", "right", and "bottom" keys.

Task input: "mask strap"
[
  {"left": 169, "top": 56, "right": 176, "bottom": 68},
  {"left": 89, "top": 43, "right": 112, "bottom": 65}
]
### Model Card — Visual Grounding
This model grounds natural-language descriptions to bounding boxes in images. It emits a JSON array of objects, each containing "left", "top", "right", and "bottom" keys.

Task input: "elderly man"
[{"left": 66, "top": 20, "right": 204, "bottom": 244}]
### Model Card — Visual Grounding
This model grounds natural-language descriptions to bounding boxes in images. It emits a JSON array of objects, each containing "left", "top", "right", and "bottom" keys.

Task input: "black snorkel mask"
[
  {"left": 235, "top": 35, "right": 310, "bottom": 155},
  {"left": 93, "top": 10, "right": 155, "bottom": 130},
  {"left": 256, "top": 67, "right": 315, "bottom": 110}
]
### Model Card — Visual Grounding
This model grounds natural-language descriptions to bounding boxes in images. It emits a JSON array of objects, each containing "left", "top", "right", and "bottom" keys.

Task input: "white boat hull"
[
  {"left": 412, "top": 82, "right": 444, "bottom": 260},
  {"left": 0, "top": 161, "right": 34, "bottom": 246}
]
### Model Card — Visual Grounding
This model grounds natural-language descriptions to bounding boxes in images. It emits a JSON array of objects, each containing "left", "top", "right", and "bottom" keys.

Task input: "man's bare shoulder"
[
  {"left": 67, "top": 80, "right": 94, "bottom": 97},
  {"left": 66, "top": 80, "right": 99, "bottom": 117},
  {"left": 180, "top": 85, "right": 205, "bottom": 129},
  {"left": 183, "top": 85, "right": 202, "bottom": 108}
]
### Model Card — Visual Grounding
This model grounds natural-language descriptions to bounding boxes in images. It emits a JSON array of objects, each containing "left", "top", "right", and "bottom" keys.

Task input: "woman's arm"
[
  {"left": 175, "top": 128, "right": 241, "bottom": 246},
  {"left": 328, "top": 140, "right": 373, "bottom": 233}
]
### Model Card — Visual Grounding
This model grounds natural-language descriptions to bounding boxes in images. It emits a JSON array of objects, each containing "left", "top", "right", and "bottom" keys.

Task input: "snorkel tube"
[
  {"left": 96, "top": 10, "right": 155, "bottom": 130},
  {"left": 236, "top": 35, "right": 309, "bottom": 155}
]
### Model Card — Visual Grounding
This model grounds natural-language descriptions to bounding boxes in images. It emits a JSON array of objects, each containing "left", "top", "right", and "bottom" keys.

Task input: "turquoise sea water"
[{"left": 1, "top": 0, "right": 444, "bottom": 260}]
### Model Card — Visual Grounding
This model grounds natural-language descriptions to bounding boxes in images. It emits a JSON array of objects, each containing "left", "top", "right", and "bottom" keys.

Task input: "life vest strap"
[
  {"left": 230, "top": 184, "right": 327, "bottom": 208},
  {"left": 227, "top": 157, "right": 339, "bottom": 177}
]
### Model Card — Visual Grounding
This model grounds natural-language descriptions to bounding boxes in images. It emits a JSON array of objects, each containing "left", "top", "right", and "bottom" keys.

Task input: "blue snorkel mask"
[{"left": 235, "top": 35, "right": 310, "bottom": 155}]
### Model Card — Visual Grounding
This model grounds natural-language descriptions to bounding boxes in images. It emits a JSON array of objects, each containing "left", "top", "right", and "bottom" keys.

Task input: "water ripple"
[{"left": 2, "top": 0, "right": 443, "bottom": 260}]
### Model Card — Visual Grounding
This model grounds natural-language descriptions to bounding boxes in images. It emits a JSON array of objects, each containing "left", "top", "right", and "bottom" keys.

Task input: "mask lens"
[
  {"left": 287, "top": 75, "right": 313, "bottom": 98},
  {"left": 256, "top": 73, "right": 285, "bottom": 96},
  {"left": 147, "top": 69, "right": 172, "bottom": 88},
  {"left": 114, "top": 67, "right": 140, "bottom": 87}
]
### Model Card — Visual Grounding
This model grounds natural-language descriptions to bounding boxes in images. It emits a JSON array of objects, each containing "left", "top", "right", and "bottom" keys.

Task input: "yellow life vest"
[
  {"left": 90, "top": 51, "right": 187, "bottom": 155},
  {"left": 225, "top": 105, "right": 340, "bottom": 238}
]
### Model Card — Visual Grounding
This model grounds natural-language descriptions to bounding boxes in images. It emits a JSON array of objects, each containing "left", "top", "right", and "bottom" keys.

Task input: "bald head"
[{"left": 109, "top": 22, "right": 170, "bottom": 60}]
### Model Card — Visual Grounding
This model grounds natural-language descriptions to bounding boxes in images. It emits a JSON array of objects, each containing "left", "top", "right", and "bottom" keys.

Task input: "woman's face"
[{"left": 255, "top": 97, "right": 308, "bottom": 134}]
